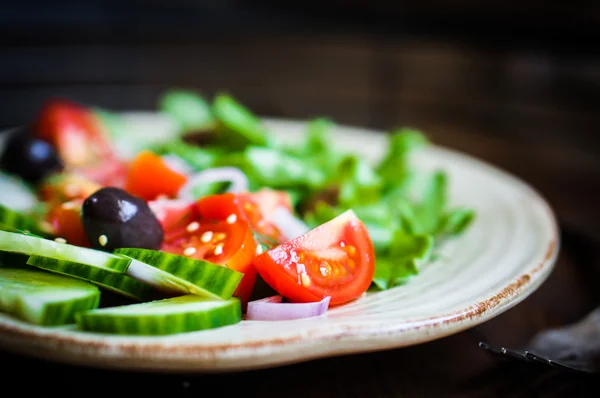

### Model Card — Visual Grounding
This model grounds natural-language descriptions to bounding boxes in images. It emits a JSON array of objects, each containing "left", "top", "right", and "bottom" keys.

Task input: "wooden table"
[{"left": 1, "top": 4, "right": 599, "bottom": 395}]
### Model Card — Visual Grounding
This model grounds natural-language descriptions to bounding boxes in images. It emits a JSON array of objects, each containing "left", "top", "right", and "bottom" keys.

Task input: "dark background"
[{"left": 1, "top": 1, "right": 600, "bottom": 396}]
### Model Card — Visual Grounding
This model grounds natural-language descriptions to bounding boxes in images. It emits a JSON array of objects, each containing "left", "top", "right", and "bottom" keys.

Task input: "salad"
[{"left": 0, "top": 90, "right": 475, "bottom": 335}]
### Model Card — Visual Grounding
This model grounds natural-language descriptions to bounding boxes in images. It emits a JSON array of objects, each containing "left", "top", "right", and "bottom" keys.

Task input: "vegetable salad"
[{"left": 0, "top": 90, "right": 474, "bottom": 334}]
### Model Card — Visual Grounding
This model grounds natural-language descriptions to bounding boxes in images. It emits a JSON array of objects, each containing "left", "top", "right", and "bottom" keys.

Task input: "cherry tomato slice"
[
  {"left": 251, "top": 210, "right": 375, "bottom": 306},
  {"left": 194, "top": 189, "right": 293, "bottom": 245},
  {"left": 34, "top": 99, "right": 126, "bottom": 186},
  {"left": 156, "top": 196, "right": 257, "bottom": 306}
]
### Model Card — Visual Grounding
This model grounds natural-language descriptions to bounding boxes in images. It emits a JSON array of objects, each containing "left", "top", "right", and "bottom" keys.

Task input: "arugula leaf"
[
  {"left": 212, "top": 93, "right": 271, "bottom": 148},
  {"left": 372, "top": 232, "right": 434, "bottom": 290},
  {"left": 153, "top": 140, "right": 225, "bottom": 171},
  {"left": 441, "top": 208, "right": 475, "bottom": 236},
  {"left": 158, "top": 90, "right": 215, "bottom": 132},
  {"left": 337, "top": 155, "right": 383, "bottom": 206},
  {"left": 377, "top": 128, "right": 428, "bottom": 189},
  {"left": 414, "top": 170, "right": 447, "bottom": 234},
  {"left": 242, "top": 147, "right": 327, "bottom": 190}
]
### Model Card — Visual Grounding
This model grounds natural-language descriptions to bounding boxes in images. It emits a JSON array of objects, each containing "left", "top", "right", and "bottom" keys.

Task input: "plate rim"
[{"left": 0, "top": 117, "right": 560, "bottom": 372}]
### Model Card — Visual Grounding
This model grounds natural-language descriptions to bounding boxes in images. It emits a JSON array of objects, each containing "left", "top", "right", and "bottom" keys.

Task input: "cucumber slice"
[
  {"left": 76, "top": 294, "right": 241, "bottom": 335},
  {"left": 27, "top": 256, "right": 156, "bottom": 302},
  {"left": 0, "top": 267, "right": 100, "bottom": 326},
  {"left": 114, "top": 248, "right": 242, "bottom": 300},
  {"left": 0, "top": 204, "right": 51, "bottom": 237},
  {"left": 0, "top": 229, "right": 130, "bottom": 273}
]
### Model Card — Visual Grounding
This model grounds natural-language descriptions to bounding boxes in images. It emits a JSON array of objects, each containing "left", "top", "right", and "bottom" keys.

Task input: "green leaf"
[
  {"left": 304, "top": 117, "right": 334, "bottom": 154},
  {"left": 154, "top": 140, "right": 225, "bottom": 171},
  {"left": 243, "top": 147, "right": 327, "bottom": 189},
  {"left": 377, "top": 128, "right": 428, "bottom": 187},
  {"left": 158, "top": 90, "right": 215, "bottom": 132},
  {"left": 337, "top": 156, "right": 383, "bottom": 206},
  {"left": 441, "top": 208, "right": 476, "bottom": 236},
  {"left": 414, "top": 170, "right": 447, "bottom": 234},
  {"left": 372, "top": 232, "right": 434, "bottom": 290},
  {"left": 213, "top": 93, "right": 270, "bottom": 148}
]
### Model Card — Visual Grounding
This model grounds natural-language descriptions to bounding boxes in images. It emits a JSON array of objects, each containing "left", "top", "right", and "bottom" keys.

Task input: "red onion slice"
[
  {"left": 178, "top": 167, "right": 249, "bottom": 200},
  {"left": 271, "top": 206, "right": 310, "bottom": 241},
  {"left": 246, "top": 295, "right": 331, "bottom": 321}
]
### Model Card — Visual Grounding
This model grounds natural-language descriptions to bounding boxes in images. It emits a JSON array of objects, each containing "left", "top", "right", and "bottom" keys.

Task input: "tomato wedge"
[
  {"left": 251, "top": 210, "right": 375, "bottom": 305},
  {"left": 34, "top": 99, "right": 126, "bottom": 187},
  {"left": 125, "top": 151, "right": 187, "bottom": 201},
  {"left": 194, "top": 189, "right": 293, "bottom": 246},
  {"left": 156, "top": 195, "right": 257, "bottom": 306}
]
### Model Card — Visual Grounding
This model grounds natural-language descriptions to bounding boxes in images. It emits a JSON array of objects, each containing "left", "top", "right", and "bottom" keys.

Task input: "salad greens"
[{"left": 98, "top": 90, "right": 475, "bottom": 292}]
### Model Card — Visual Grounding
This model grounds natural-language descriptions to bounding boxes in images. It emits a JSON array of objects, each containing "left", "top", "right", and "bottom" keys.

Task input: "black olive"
[
  {"left": 81, "top": 187, "right": 164, "bottom": 251},
  {"left": 0, "top": 127, "right": 63, "bottom": 184}
]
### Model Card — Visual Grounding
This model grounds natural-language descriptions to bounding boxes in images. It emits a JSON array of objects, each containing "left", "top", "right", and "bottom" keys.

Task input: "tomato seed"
[
  {"left": 184, "top": 247, "right": 197, "bottom": 256},
  {"left": 186, "top": 221, "right": 200, "bottom": 232},
  {"left": 214, "top": 232, "right": 226, "bottom": 242},
  {"left": 54, "top": 237, "right": 67, "bottom": 244},
  {"left": 200, "top": 231, "right": 213, "bottom": 243},
  {"left": 226, "top": 214, "right": 237, "bottom": 224},
  {"left": 98, "top": 234, "right": 108, "bottom": 247},
  {"left": 214, "top": 243, "right": 224, "bottom": 256},
  {"left": 346, "top": 245, "right": 356, "bottom": 256},
  {"left": 319, "top": 262, "right": 332, "bottom": 276},
  {"left": 61, "top": 201, "right": 78, "bottom": 210},
  {"left": 300, "top": 273, "right": 311, "bottom": 287}
]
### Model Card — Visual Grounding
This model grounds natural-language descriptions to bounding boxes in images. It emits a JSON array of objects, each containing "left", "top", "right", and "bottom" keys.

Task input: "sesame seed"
[
  {"left": 186, "top": 221, "right": 200, "bottom": 233},
  {"left": 61, "top": 201, "right": 78, "bottom": 210},
  {"left": 226, "top": 214, "right": 237, "bottom": 224},
  {"left": 184, "top": 247, "right": 197, "bottom": 256},
  {"left": 98, "top": 235, "right": 108, "bottom": 247},
  {"left": 54, "top": 237, "right": 67, "bottom": 244},
  {"left": 200, "top": 231, "right": 213, "bottom": 243},
  {"left": 214, "top": 243, "right": 224, "bottom": 256}
]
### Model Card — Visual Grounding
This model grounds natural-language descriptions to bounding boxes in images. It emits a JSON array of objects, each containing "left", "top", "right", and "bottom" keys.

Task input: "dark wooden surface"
[{"left": 1, "top": 2, "right": 600, "bottom": 396}]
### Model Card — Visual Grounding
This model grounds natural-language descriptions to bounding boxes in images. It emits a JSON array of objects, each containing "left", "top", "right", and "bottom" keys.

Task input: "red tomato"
[
  {"left": 34, "top": 99, "right": 126, "bottom": 186},
  {"left": 195, "top": 189, "right": 293, "bottom": 245},
  {"left": 45, "top": 199, "right": 91, "bottom": 248},
  {"left": 125, "top": 151, "right": 187, "bottom": 201},
  {"left": 251, "top": 210, "right": 375, "bottom": 306},
  {"left": 156, "top": 196, "right": 258, "bottom": 306}
]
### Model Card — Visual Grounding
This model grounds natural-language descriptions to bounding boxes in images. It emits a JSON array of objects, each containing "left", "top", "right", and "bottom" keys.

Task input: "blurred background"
[{"left": 1, "top": 0, "right": 599, "bottom": 237}]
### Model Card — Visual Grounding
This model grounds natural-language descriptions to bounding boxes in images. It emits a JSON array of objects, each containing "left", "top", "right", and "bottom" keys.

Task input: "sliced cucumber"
[
  {"left": 0, "top": 267, "right": 100, "bottom": 326},
  {"left": 0, "top": 204, "right": 51, "bottom": 237},
  {"left": 114, "top": 248, "right": 242, "bottom": 300},
  {"left": 27, "top": 256, "right": 156, "bottom": 302},
  {"left": 76, "top": 294, "right": 241, "bottom": 335},
  {"left": 0, "top": 229, "right": 130, "bottom": 273}
]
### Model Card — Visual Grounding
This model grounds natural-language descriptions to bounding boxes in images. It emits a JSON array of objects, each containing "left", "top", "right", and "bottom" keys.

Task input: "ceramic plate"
[{"left": 0, "top": 117, "right": 559, "bottom": 372}]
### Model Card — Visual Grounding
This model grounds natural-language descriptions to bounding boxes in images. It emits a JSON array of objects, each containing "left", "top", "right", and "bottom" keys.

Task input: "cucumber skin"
[
  {"left": 0, "top": 205, "right": 50, "bottom": 238},
  {"left": 114, "top": 248, "right": 243, "bottom": 300},
  {"left": 35, "top": 293, "right": 101, "bottom": 326},
  {"left": 27, "top": 255, "right": 157, "bottom": 302},
  {"left": 76, "top": 296, "right": 242, "bottom": 335},
  {"left": 0, "top": 267, "right": 101, "bottom": 326}
]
